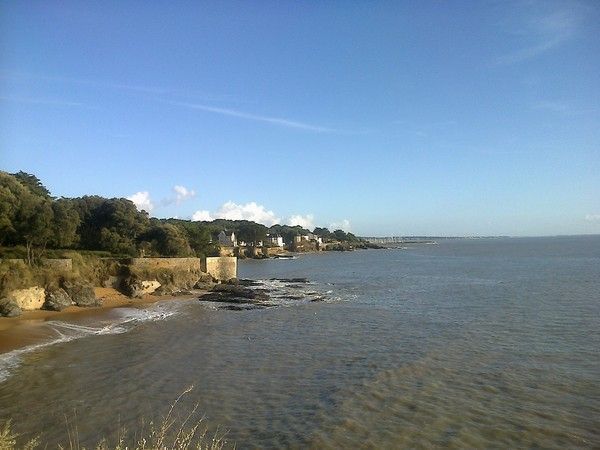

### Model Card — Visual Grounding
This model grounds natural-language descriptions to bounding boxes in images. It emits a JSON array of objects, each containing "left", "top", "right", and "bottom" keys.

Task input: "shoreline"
[{"left": 0, "top": 287, "right": 204, "bottom": 355}]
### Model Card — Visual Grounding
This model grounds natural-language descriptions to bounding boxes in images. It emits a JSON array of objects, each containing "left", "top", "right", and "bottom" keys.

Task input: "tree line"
[{"left": 0, "top": 171, "right": 362, "bottom": 262}]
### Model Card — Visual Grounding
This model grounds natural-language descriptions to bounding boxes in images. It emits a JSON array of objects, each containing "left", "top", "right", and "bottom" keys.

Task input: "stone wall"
[
  {"left": 202, "top": 257, "right": 237, "bottom": 281},
  {"left": 128, "top": 257, "right": 202, "bottom": 273},
  {"left": 263, "top": 246, "right": 286, "bottom": 257}
]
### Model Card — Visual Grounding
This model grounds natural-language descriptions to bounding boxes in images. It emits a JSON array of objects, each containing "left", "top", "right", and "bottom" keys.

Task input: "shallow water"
[{"left": 1, "top": 236, "right": 599, "bottom": 448}]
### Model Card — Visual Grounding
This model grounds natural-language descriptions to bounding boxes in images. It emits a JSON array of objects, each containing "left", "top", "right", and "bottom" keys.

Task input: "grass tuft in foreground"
[{"left": 0, "top": 387, "right": 230, "bottom": 450}]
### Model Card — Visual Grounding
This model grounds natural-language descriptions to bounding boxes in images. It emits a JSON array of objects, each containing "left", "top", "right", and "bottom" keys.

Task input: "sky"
[{"left": 1, "top": 0, "right": 599, "bottom": 237}]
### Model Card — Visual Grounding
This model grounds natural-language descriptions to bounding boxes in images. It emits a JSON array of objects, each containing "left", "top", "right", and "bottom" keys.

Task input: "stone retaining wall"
[
  {"left": 128, "top": 257, "right": 202, "bottom": 273},
  {"left": 202, "top": 257, "right": 237, "bottom": 281}
]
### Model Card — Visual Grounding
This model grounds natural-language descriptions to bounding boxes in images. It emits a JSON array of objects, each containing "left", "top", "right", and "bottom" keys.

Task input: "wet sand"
[{"left": 0, "top": 287, "right": 204, "bottom": 354}]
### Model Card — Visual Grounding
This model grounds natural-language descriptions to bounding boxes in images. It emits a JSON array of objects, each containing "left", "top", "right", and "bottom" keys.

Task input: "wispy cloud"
[
  {"left": 0, "top": 95, "right": 84, "bottom": 107},
  {"left": 2, "top": 71, "right": 354, "bottom": 133},
  {"left": 585, "top": 214, "right": 600, "bottom": 222},
  {"left": 171, "top": 101, "right": 340, "bottom": 133},
  {"left": 492, "top": 3, "right": 585, "bottom": 66},
  {"left": 0, "top": 71, "right": 169, "bottom": 95},
  {"left": 531, "top": 100, "right": 595, "bottom": 116}
]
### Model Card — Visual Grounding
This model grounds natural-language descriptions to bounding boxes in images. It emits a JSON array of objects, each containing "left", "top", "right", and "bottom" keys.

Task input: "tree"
[
  {"left": 0, "top": 171, "right": 54, "bottom": 262},
  {"left": 237, "top": 221, "right": 267, "bottom": 245},
  {"left": 12, "top": 171, "right": 51, "bottom": 198},
  {"left": 51, "top": 199, "right": 80, "bottom": 248},
  {"left": 313, "top": 227, "right": 332, "bottom": 240},
  {"left": 138, "top": 224, "right": 192, "bottom": 257}
]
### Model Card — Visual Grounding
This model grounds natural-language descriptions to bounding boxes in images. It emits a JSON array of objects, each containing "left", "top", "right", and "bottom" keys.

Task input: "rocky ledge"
[{"left": 198, "top": 278, "right": 326, "bottom": 311}]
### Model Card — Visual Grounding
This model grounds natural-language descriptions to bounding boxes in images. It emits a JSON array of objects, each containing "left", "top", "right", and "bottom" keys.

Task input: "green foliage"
[
  {"left": 1, "top": 170, "right": 366, "bottom": 260},
  {"left": 12, "top": 171, "right": 51, "bottom": 198},
  {"left": 51, "top": 199, "right": 80, "bottom": 248},
  {"left": 138, "top": 223, "right": 193, "bottom": 257}
]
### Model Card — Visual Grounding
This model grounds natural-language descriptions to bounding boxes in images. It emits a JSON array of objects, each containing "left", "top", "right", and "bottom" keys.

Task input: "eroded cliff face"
[{"left": 0, "top": 256, "right": 238, "bottom": 316}]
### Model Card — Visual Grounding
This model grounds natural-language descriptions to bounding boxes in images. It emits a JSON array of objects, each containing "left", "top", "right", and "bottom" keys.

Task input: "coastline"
[{"left": 0, "top": 287, "right": 205, "bottom": 355}]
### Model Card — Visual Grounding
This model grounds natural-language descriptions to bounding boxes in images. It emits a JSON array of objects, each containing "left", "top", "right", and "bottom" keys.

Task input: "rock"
[
  {"left": 101, "top": 276, "right": 122, "bottom": 289},
  {"left": 194, "top": 272, "right": 213, "bottom": 286},
  {"left": 7, "top": 286, "right": 46, "bottom": 310},
  {"left": 237, "top": 279, "right": 261, "bottom": 287},
  {"left": 0, "top": 298, "right": 22, "bottom": 317},
  {"left": 270, "top": 277, "right": 309, "bottom": 283},
  {"left": 62, "top": 280, "right": 101, "bottom": 307},
  {"left": 151, "top": 285, "right": 175, "bottom": 296},
  {"left": 192, "top": 282, "right": 215, "bottom": 291},
  {"left": 124, "top": 279, "right": 161, "bottom": 298},
  {"left": 199, "top": 284, "right": 270, "bottom": 304},
  {"left": 224, "top": 277, "right": 239, "bottom": 285},
  {"left": 43, "top": 287, "right": 73, "bottom": 311}
]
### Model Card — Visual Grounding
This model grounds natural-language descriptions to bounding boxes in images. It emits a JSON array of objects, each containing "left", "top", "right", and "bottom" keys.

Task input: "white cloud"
[
  {"left": 192, "top": 210, "right": 213, "bottom": 221},
  {"left": 585, "top": 214, "right": 600, "bottom": 222},
  {"left": 173, "top": 185, "right": 196, "bottom": 203},
  {"left": 287, "top": 214, "right": 315, "bottom": 230},
  {"left": 127, "top": 191, "right": 154, "bottom": 212},
  {"left": 213, "top": 201, "right": 281, "bottom": 226},
  {"left": 329, "top": 219, "right": 351, "bottom": 232}
]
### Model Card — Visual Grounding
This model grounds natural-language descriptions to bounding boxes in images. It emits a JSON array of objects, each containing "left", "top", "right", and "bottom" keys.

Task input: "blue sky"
[{"left": 1, "top": 0, "right": 599, "bottom": 236}]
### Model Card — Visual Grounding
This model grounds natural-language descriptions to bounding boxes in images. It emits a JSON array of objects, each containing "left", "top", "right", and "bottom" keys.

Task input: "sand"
[{"left": 0, "top": 287, "right": 203, "bottom": 354}]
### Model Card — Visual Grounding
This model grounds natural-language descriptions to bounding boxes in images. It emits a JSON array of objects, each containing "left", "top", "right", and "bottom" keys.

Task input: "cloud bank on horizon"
[{"left": 128, "top": 188, "right": 350, "bottom": 232}]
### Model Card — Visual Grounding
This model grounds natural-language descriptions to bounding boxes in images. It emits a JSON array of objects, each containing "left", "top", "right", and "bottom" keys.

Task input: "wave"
[{"left": 0, "top": 301, "right": 183, "bottom": 383}]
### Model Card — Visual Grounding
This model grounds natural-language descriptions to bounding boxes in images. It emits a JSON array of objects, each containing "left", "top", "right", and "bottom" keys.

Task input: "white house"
[
  {"left": 265, "top": 234, "right": 284, "bottom": 247},
  {"left": 218, "top": 230, "right": 237, "bottom": 247}
]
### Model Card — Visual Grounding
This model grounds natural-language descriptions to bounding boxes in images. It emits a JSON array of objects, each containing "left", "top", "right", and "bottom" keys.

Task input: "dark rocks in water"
[
  {"left": 218, "top": 304, "right": 273, "bottom": 311},
  {"left": 192, "top": 282, "right": 215, "bottom": 291},
  {"left": 0, "top": 298, "right": 21, "bottom": 317},
  {"left": 237, "top": 279, "right": 262, "bottom": 287},
  {"left": 61, "top": 280, "right": 102, "bottom": 307},
  {"left": 310, "top": 296, "right": 326, "bottom": 302},
  {"left": 224, "top": 277, "right": 239, "bottom": 285},
  {"left": 270, "top": 277, "right": 309, "bottom": 283},
  {"left": 43, "top": 287, "right": 72, "bottom": 311},
  {"left": 199, "top": 284, "right": 270, "bottom": 304}
]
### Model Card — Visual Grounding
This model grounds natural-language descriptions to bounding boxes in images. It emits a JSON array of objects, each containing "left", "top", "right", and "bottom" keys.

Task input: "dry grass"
[{"left": 0, "top": 387, "right": 230, "bottom": 450}]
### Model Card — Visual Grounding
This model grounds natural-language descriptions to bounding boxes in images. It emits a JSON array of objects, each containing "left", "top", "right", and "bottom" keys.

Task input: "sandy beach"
[{"left": 0, "top": 287, "right": 204, "bottom": 354}]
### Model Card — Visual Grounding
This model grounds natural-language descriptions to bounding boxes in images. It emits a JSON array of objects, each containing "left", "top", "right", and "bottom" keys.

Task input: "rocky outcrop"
[
  {"left": 62, "top": 280, "right": 101, "bottom": 307},
  {"left": 125, "top": 279, "right": 161, "bottom": 298},
  {"left": 0, "top": 298, "right": 21, "bottom": 317},
  {"left": 43, "top": 287, "right": 73, "bottom": 311},
  {"left": 198, "top": 284, "right": 271, "bottom": 305},
  {"left": 7, "top": 286, "right": 46, "bottom": 310}
]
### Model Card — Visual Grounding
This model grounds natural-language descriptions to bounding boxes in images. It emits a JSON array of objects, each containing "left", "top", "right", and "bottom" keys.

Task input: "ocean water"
[{"left": 0, "top": 236, "right": 599, "bottom": 448}]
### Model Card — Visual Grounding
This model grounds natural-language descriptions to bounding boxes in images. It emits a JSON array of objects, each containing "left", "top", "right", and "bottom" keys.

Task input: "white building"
[{"left": 266, "top": 234, "right": 284, "bottom": 247}]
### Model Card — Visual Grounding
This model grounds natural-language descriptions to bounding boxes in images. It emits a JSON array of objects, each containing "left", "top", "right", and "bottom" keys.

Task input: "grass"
[{"left": 0, "top": 387, "right": 230, "bottom": 450}]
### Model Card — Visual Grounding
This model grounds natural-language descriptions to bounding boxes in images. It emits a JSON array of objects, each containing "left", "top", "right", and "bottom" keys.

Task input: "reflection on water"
[{"left": 0, "top": 236, "right": 599, "bottom": 448}]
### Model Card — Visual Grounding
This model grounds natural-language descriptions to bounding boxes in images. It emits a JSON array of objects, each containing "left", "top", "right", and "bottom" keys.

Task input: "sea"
[{"left": 0, "top": 236, "right": 599, "bottom": 448}]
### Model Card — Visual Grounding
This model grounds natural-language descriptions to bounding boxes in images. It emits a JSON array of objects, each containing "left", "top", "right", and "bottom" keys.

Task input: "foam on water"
[{"left": 0, "top": 301, "right": 183, "bottom": 383}]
